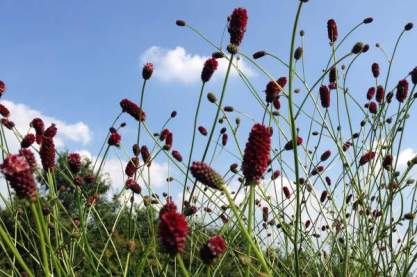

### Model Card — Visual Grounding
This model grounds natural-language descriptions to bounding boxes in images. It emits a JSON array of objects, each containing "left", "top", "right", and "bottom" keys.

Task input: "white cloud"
[
  {"left": 141, "top": 46, "right": 255, "bottom": 84},
  {"left": 1, "top": 100, "right": 92, "bottom": 146},
  {"left": 397, "top": 148, "right": 416, "bottom": 169}
]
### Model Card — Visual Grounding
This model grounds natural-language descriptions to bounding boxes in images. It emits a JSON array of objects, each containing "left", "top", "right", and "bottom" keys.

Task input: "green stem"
[
  {"left": 176, "top": 255, "right": 190, "bottom": 277},
  {"left": 222, "top": 186, "right": 272, "bottom": 276},
  {"left": 187, "top": 54, "right": 234, "bottom": 202},
  {"left": 31, "top": 202, "right": 50, "bottom": 276},
  {"left": 246, "top": 184, "right": 255, "bottom": 277},
  {"left": 137, "top": 80, "right": 147, "bottom": 146},
  {"left": 287, "top": 2, "right": 304, "bottom": 276},
  {"left": 0, "top": 224, "right": 34, "bottom": 277},
  {"left": 182, "top": 83, "right": 205, "bottom": 211}
]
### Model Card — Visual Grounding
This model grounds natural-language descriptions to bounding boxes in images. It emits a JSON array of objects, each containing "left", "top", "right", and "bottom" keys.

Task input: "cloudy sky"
[{"left": 1, "top": 0, "right": 417, "bottom": 200}]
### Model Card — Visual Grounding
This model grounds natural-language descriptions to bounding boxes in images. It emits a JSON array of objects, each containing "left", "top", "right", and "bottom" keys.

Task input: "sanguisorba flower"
[
  {"left": 371, "top": 63, "right": 380, "bottom": 78},
  {"left": 327, "top": 19, "right": 338, "bottom": 43},
  {"left": 284, "top": 136, "right": 303, "bottom": 151},
  {"left": 0, "top": 104, "right": 10, "bottom": 117},
  {"left": 20, "top": 133, "right": 36, "bottom": 148},
  {"left": 241, "top": 124, "right": 271, "bottom": 184},
  {"left": 0, "top": 80, "right": 6, "bottom": 97},
  {"left": 410, "top": 67, "right": 417, "bottom": 85},
  {"left": 376, "top": 85, "right": 385, "bottom": 103},
  {"left": 228, "top": 8, "right": 248, "bottom": 47},
  {"left": 265, "top": 77, "right": 287, "bottom": 103},
  {"left": 19, "top": 148, "right": 36, "bottom": 172},
  {"left": 40, "top": 137, "right": 55, "bottom": 171},
  {"left": 125, "top": 157, "right": 139, "bottom": 177},
  {"left": 142, "top": 63, "right": 153, "bottom": 80},
  {"left": 367, "top": 87, "right": 375, "bottom": 100},
  {"left": 359, "top": 151, "right": 376, "bottom": 166},
  {"left": 396, "top": 79, "right": 409, "bottom": 103},
  {"left": 120, "top": 99, "right": 146, "bottom": 122},
  {"left": 201, "top": 57, "right": 218, "bottom": 83},
  {"left": 1, "top": 154, "right": 37, "bottom": 201},
  {"left": 68, "top": 153, "right": 81, "bottom": 174},
  {"left": 319, "top": 85, "right": 331, "bottom": 108},
  {"left": 200, "top": 235, "right": 227, "bottom": 264},
  {"left": 190, "top": 161, "right": 224, "bottom": 191},
  {"left": 108, "top": 131, "right": 121, "bottom": 147},
  {"left": 368, "top": 101, "right": 377, "bottom": 114},
  {"left": 158, "top": 201, "right": 188, "bottom": 255}
]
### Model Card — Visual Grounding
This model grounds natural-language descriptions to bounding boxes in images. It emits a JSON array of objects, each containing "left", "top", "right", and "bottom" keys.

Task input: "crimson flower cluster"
[
  {"left": 142, "top": 63, "right": 153, "bottom": 80},
  {"left": 327, "top": 19, "right": 338, "bottom": 43},
  {"left": 228, "top": 8, "right": 248, "bottom": 47},
  {"left": 1, "top": 154, "right": 37, "bottom": 201},
  {"left": 68, "top": 153, "right": 82, "bottom": 174},
  {"left": 241, "top": 124, "right": 271, "bottom": 184},
  {"left": 190, "top": 161, "right": 224, "bottom": 191},
  {"left": 120, "top": 99, "right": 146, "bottom": 122},
  {"left": 199, "top": 235, "right": 227, "bottom": 264},
  {"left": 201, "top": 57, "right": 218, "bottom": 83},
  {"left": 158, "top": 200, "right": 188, "bottom": 255}
]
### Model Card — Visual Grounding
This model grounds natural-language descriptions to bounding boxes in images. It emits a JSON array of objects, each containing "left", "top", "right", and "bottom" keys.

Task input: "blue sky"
[{"left": 1, "top": 1, "right": 417, "bottom": 193}]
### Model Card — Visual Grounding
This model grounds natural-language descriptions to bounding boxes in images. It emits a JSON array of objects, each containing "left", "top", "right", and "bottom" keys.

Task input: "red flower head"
[
  {"left": 376, "top": 86, "right": 385, "bottom": 103},
  {"left": 372, "top": 63, "right": 380, "bottom": 78},
  {"left": 1, "top": 154, "right": 37, "bottom": 200},
  {"left": 366, "top": 87, "right": 375, "bottom": 100},
  {"left": 159, "top": 198, "right": 177, "bottom": 218},
  {"left": 200, "top": 235, "right": 227, "bottom": 264},
  {"left": 159, "top": 208, "right": 188, "bottom": 255},
  {"left": 368, "top": 101, "right": 378, "bottom": 114},
  {"left": 44, "top": 123, "right": 57, "bottom": 138},
  {"left": 382, "top": 154, "right": 393, "bottom": 170},
  {"left": 327, "top": 19, "right": 338, "bottom": 43},
  {"left": 120, "top": 99, "right": 146, "bottom": 122},
  {"left": 19, "top": 148, "right": 37, "bottom": 172},
  {"left": 228, "top": 8, "right": 248, "bottom": 46},
  {"left": 241, "top": 124, "right": 271, "bottom": 184},
  {"left": 222, "top": 133, "right": 228, "bottom": 146},
  {"left": 284, "top": 136, "right": 303, "bottom": 151},
  {"left": 201, "top": 58, "right": 218, "bottom": 83},
  {"left": 164, "top": 132, "right": 173, "bottom": 151},
  {"left": 141, "top": 145, "right": 151, "bottom": 165},
  {"left": 271, "top": 170, "right": 281, "bottom": 180},
  {"left": 108, "top": 131, "right": 121, "bottom": 147},
  {"left": 172, "top": 150, "right": 183, "bottom": 162},
  {"left": 30, "top": 118, "right": 45, "bottom": 135},
  {"left": 68, "top": 153, "right": 82, "bottom": 174},
  {"left": 283, "top": 186, "right": 291, "bottom": 199},
  {"left": 410, "top": 67, "right": 417, "bottom": 85},
  {"left": 265, "top": 77, "right": 286, "bottom": 103},
  {"left": 40, "top": 137, "right": 55, "bottom": 170},
  {"left": 198, "top": 126, "right": 207, "bottom": 136},
  {"left": 359, "top": 151, "right": 375, "bottom": 166},
  {"left": 0, "top": 104, "right": 10, "bottom": 117},
  {"left": 396, "top": 79, "right": 409, "bottom": 102},
  {"left": 0, "top": 80, "right": 6, "bottom": 96},
  {"left": 190, "top": 161, "right": 224, "bottom": 191},
  {"left": 319, "top": 85, "right": 331, "bottom": 108},
  {"left": 329, "top": 67, "right": 337, "bottom": 83},
  {"left": 1, "top": 118, "right": 15, "bottom": 129},
  {"left": 273, "top": 97, "right": 281, "bottom": 110},
  {"left": 320, "top": 150, "right": 331, "bottom": 161},
  {"left": 20, "top": 133, "right": 36, "bottom": 148},
  {"left": 125, "top": 157, "right": 139, "bottom": 177},
  {"left": 125, "top": 179, "right": 141, "bottom": 194},
  {"left": 142, "top": 63, "right": 153, "bottom": 80}
]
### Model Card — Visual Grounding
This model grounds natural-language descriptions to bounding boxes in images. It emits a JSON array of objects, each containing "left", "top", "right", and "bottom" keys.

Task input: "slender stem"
[
  {"left": 137, "top": 80, "right": 147, "bottom": 146},
  {"left": 287, "top": 2, "right": 304, "bottom": 276},
  {"left": 246, "top": 184, "right": 255, "bottom": 277},
  {"left": 31, "top": 202, "right": 50, "bottom": 276},
  {"left": 182, "top": 83, "right": 205, "bottom": 211},
  {"left": 187, "top": 55, "right": 234, "bottom": 202},
  {"left": 176, "top": 255, "right": 190, "bottom": 277}
]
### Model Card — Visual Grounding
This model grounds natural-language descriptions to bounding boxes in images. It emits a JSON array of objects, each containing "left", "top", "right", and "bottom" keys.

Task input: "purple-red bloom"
[
  {"left": 319, "top": 85, "right": 331, "bottom": 108},
  {"left": 359, "top": 151, "right": 376, "bottom": 166},
  {"left": 198, "top": 126, "right": 207, "bottom": 136},
  {"left": 200, "top": 235, "right": 227, "bottom": 264},
  {"left": 228, "top": 8, "right": 248, "bottom": 46},
  {"left": 142, "top": 63, "right": 153, "bottom": 80},
  {"left": 0, "top": 104, "right": 10, "bottom": 117},
  {"left": 320, "top": 150, "right": 331, "bottom": 161},
  {"left": 372, "top": 63, "right": 380, "bottom": 78},
  {"left": 201, "top": 58, "right": 218, "bottom": 83},
  {"left": 19, "top": 148, "right": 36, "bottom": 172},
  {"left": 120, "top": 99, "right": 146, "bottom": 122},
  {"left": 396, "top": 79, "right": 409, "bottom": 102},
  {"left": 368, "top": 101, "right": 378, "bottom": 114},
  {"left": 376, "top": 85, "right": 385, "bottom": 103},
  {"left": 190, "top": 161, "right": 224, "bottom": 190},
  {"left": 44, "top": 124, "right": 57, "bottom": 138},
  {"left": 172, "top": 150, "right": 183, "bottom": 162},
  {"left": 265, "top": 77, "right": 287, "bottom": 103},
  {"left": 327, "top": 19, "right": 338, "bottom": 43},
  {"left": 1, "top": 154, "right": 37, "bottom": 200},
  {"left": 0, "top": 80, "right": 5, "bottom": 96},
  {"left": 284, "top": 136, "right": 303, "bottom": 151},
  {"left": 410, "top": 67, "right": 417, "bottom": 85},
  {"left": 20, "top": 134, "right": 36, "bottom": 148},
  {"left": 241, "top": 124, "right": 271, "bottom": 183},
  {"left": 40, "top": 137, "right": 55, "bottom": 170},
  {"left": 367, "top": 87, "right": 375, "bottom": 100},
  {"left": 108, "top": 132, "right": 121, "bottom": 147},
  {"left": 125, "top": 157, "right": 139, "bottom": 177},
  {"left": 158, "top": 202, "right": 188, "bottom": 255},
  {"left": 125, "top": 179, "right": 141, "bottom": 194},
  {"left": 68, "top": 153, "right": 82, "bottom": 174}
]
